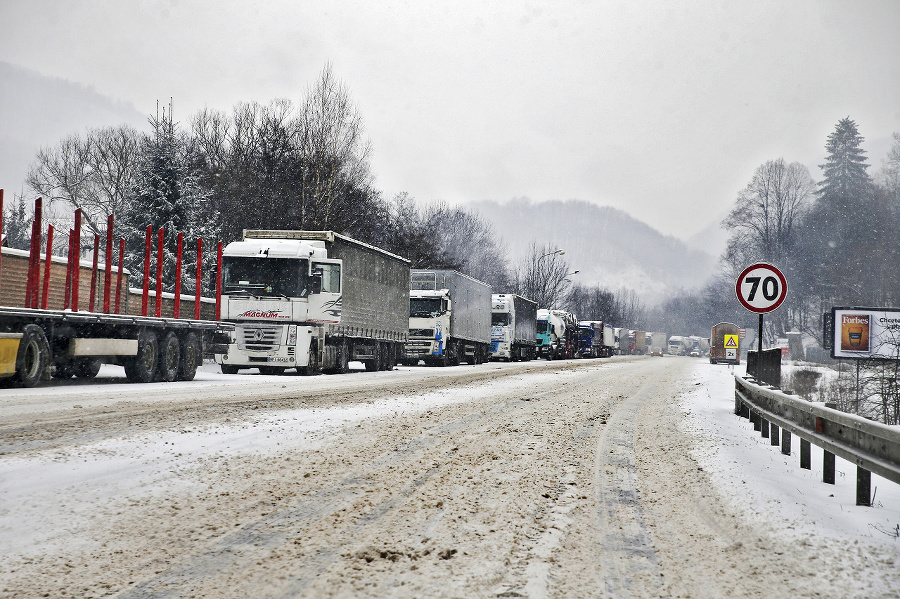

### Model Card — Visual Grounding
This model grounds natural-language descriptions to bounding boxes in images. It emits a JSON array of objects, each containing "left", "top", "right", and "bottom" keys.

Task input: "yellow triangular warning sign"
[{"left": 724, "top": 335, "right": 738, "bottom": 349}]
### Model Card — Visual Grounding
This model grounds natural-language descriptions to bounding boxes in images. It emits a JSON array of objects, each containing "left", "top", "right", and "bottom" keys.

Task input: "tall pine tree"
[
  {"left": 122, "top": 102, "right": 211, "bottom": 294},
  {"left": 817, "top": 117, "right": 871, "bottom": 210},
  {"left": 796, "top": 117, "right": 879, "bottom": 307}
]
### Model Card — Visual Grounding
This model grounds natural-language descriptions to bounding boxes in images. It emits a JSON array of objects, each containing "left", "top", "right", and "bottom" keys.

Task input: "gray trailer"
[
  {"left": 405, "top": 269, "right": 492, "bottom": 365},
  {"left": 217, "top": 230, "right": 409, "bottom": 374},
  {"left": 490, "top": 293, "right": 537, "bottom": 361}
]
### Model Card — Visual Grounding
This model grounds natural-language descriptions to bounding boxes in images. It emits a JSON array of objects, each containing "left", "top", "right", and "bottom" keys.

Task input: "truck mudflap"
[{"left": 0, "top": 333, "right": 23, "bottom": 376}]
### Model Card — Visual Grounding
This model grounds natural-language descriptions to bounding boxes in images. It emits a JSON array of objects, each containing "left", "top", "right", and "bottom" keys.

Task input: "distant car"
[{"left": 690, "top": 348, "right": 700, "bottom": 358}]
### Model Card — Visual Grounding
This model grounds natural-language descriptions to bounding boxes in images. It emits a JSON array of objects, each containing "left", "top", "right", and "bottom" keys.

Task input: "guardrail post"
[
  {"left": 761, "top": 418, "right": 770, "bottom": 438},
  {"left": 800, "top": 439, "right": 811, "bottom": 469},
  {"left": 823, "top": 451, "right": 835, "bottom": 484},
  {"left": 856, "top": 468, "right": 871, "bottom": 506},
  {"left": 735, "top": 393, "right": 742, "bottom": 416},
  {"left": 752, "top": 410, "right": 761, "bottom": 431},
  {"left": 770, "top": 423, "right": 780, "bottom": 446},
  {"left": 781, "top": 430, "right": 791, "bottom": 455}
]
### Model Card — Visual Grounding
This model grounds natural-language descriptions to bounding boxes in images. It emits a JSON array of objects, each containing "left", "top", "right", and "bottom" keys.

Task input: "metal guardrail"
[{"left": 734, "top": 375, "right": 900, "bottom": 505}]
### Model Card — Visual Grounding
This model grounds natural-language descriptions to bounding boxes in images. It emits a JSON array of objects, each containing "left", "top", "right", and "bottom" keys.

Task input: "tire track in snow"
[{"left": 593, "top": 377, "right": 665, "bottom": 597}]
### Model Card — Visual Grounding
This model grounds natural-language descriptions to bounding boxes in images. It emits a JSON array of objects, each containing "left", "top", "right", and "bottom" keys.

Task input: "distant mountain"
[
  {"left": 686, "top": 210, "right": 730, "bottom": 258},
  {"left": 470, "top": 198, "right": 718, "bottom": 305},
  {"left": 0, "top": 61, "right": 147, "bottom": 198}
]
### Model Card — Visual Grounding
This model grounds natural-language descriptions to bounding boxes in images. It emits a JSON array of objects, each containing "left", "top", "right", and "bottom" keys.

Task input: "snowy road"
[{"left": 1, "top": 357, "right": 898, "bottom": 598}]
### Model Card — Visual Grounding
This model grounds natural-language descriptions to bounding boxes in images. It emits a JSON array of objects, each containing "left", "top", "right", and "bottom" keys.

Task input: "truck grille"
[{"left": 238, "top": 324, "right": 282, "bottom": 351}]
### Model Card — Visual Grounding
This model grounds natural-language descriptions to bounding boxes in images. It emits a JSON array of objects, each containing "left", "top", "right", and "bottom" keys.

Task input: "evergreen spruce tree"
[
  {"left": 3, "top": 194, "right": 34, "bottom": 250},
  {"left": 122, "top": 102, "right": 212, "bottom": 294},
  {"left": 796, "top": 117, "right": 877, "bottom": 307},
  {"left": 816, "top": 116, "right": 871, "bottom": 210}
]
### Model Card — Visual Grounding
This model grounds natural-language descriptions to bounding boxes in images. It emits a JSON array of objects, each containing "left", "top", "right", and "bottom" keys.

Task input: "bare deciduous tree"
[
  {"left": 722, "top": 158, "right": 815, "bottom": 269},
  {"left": 27, "top": 126, "right": 140, "bottom": 237},
  {"left": 514, "top": 243, "right": 571, "bottom": 308}
]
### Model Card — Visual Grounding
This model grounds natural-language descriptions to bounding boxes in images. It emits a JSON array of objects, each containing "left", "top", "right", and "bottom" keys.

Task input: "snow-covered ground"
[
  {"left": 0, "top": 357, "right": 898, "bottom": 596},
  {"left": 684, "top": 361, "right": 900, "bottom": 547}
]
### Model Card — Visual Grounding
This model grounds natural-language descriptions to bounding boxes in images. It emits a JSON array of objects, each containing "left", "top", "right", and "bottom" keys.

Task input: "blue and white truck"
[
  {"left": 403, "top": 270, "right": 492, "bottom": 366},
  {"left": 490, "top": 293, "right": 537, "bottom": 361}
]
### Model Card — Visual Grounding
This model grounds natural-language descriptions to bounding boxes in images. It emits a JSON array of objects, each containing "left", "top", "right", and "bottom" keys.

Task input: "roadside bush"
[{"left": 784, "top": 368, "right": 822, "bottom": 400}]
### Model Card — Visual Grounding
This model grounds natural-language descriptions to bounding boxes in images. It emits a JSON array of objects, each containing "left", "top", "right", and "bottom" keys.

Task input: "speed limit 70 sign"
[{"left": 735, "top": 263, "right": 787, "bottom": 314}]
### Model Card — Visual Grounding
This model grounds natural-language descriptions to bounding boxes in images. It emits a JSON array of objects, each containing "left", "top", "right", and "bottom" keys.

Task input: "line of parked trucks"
[
  {"left": 0, "top": 220, "right": 721, "bottom": 386},
  {"left": 213, "top": 230, "right": 718, "bottom": 375}
]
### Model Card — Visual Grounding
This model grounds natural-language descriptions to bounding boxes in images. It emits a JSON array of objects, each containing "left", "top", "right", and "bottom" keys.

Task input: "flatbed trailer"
[
  {"left": 0, "top": 302, "right": 233, "bottom": 387},
  {"left": 0, "top": 194, "right": 233, "bottom": 387}
]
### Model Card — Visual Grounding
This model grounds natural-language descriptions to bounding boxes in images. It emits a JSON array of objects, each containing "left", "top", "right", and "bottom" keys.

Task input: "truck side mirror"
[{"left": 310, "top": 272, "right": 322, "bottom": 294}]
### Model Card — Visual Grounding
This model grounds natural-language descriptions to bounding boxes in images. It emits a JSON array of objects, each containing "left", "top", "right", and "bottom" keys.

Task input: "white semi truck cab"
[{"left": 407, "top": 289, "right": 453, "bottom": 362}]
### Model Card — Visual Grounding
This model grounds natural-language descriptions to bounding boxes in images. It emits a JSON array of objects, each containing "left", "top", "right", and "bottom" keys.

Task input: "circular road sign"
[{"left": 735, "top": 263, "right": 788, "bottom": 314}]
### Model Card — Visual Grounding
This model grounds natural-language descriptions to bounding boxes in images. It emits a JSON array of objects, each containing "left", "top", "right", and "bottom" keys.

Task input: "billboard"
[{"left": 831, "top": 307, "right": 900, "bottom": 360}]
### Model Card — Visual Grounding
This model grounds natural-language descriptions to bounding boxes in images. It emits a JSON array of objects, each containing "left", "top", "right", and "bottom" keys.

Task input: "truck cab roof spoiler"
[{"left": 242, "top": 230, "right": 410, "bottom": 264}]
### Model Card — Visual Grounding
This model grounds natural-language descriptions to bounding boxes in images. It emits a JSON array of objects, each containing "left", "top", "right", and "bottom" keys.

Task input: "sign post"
[{"left": 735, "top": 263, "right": 788, "bottom": 358}]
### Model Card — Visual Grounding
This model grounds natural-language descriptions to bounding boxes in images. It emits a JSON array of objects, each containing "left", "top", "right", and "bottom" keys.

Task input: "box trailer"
[{"left": 710, "top": 322, "right": 741, "bottom": 365}]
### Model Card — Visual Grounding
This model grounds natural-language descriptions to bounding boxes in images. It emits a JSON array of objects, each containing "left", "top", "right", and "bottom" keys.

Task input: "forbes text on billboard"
[{"left": 832, "top": 307, "right": 900, "bottom": 360}]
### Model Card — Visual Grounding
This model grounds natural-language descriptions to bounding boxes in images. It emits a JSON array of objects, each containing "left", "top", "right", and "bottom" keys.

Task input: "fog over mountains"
[
  {"left": 0, "top": 62, "right": 147, "bottom": 198},
  {"left": 471, "top": 198, "right": 721, "bottom": 305}
]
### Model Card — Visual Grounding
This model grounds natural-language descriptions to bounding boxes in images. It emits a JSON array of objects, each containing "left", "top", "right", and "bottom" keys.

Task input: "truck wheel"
[
  {"left": 124, "top": 330, "right": 158, "bottom": 383},
  {"left": 364, "top": 349, "right": 379, "bottom": 372},
  {"left": 297, "top": 341, "right": 321, "bottom": 376},
  {"left": 75, "top": 358, "right": 102, "bottom": 379},
  {"left": 15, "top": 324, "right": 50, "bottom": 388},
  {"left": 220, "top": 364, "right": 240, "bottom": 375},
  {"left": 336, "top": 342, "right": 350, "bottom": 374},
  {"left": 158, "top": 332, "right": 181, "bottom": 382},
  {"left": 382, "top": 343, "right": 395, "bottom": 371},
  {"left": 177, "top": 332, "right": 200, "bottom": 381}
]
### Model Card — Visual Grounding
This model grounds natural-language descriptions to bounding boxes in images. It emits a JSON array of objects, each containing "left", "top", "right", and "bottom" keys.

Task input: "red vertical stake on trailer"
[
  {"left": 194, "top": 238, "right": 203, "bottom": 320},
  {"left": 174, "top": 233, "right": 183, "bottom": 318},
  {"left": 32, "top": 198, "right": 43, "bottom": 308},
  {"left": 0, "top": 189, "right": 4, "bottom": 298},
  {"left": 155, "top": 228, "right": 164, "bottom": 318},
  {"left": 64, "top": 230, "right": 73, "bottom": 309},
  {"left": 103, "top": 215, "right": 113, "bottom": 313},
  {"left": 215, "top": 241, "right": 223, "bottom": 321},
  {"left": 26, "top": 198, "right": 42, "bottom": 308},
  {"left": 72, "top": 209, "right": 81, "bottom": 312},
  {"left": 142, "top": 226, "right": 152, "bottom": 316},
  {"left": 89, "top": 235, "right": 99, "bottom": 312},
  {"left": 41, "top": 225, "right": 54, "bottom": 309},
  {"left": 24, "top": 215, "right": 35, "bottom": 307},
  {"left": 115, "top": 238, "right": 124, "bottom": 314}
]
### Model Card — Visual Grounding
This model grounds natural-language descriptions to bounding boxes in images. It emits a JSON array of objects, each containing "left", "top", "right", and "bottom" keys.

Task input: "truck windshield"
[
  {"left": 492, "top": 313, "right": 510, "bottom": 326},
  {"left": 410, "top": 297, "right": 443, "bottom": 318},
  {"left": 537, "top": 320, "right": 549, "bottom": 334},
  {"left": 223, "top": 257, "right": 310, "bottom": 298}
]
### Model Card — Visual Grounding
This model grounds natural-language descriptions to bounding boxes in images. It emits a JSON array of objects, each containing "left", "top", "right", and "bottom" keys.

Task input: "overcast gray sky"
[{"left": 1, "top": 0, "right": 898, "bottom": 240}]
